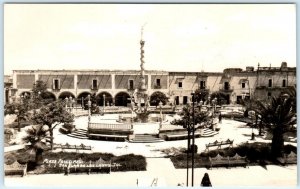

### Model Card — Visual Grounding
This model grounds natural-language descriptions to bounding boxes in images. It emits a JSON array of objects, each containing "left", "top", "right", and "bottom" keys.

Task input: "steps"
[
  {"left": 201, "top": 128, "right": 219, "bottom": 137},
  {"left": 129, "top": 134, "right": 164, "bottom": 143},
  {"left": 66, "top": 129, "right": 89, "bottom": 139}
]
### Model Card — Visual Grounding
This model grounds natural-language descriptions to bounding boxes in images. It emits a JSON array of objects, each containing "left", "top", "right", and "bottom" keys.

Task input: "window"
[
  {"left": 175, "top": 96, "right": 179, "bottom": 105},
  {"left": 92, "top": 79, "right": 98, "bottom": 89},
  {"left": 178, "top": 82, "right": 183, "bottom": 88},
  {"left": 183, "top": 96, "right": 188, "bottom": 105},
  {"left": 200, "top": 81, "right": 206, "bottom": 89},
  {"left": 156, "top": 79, "right": 161, "bottom": 87},
  {"left": 53, "top": 79, "right": 60, "bottom": 90},
  {"left": 241, "top": 82, "right": 245, "bottom": 88},
  {"left": 282, "top": 79, "right": 286, "bottom": 87},
  {"left": 128, "top": 80, "right": 134, "bottom": 90},
  {"left": 268, "top": 79, "right": 272, "bottom": 87},
  {"left": 224, "top": 82, "right": 230, "bottom": 90}
]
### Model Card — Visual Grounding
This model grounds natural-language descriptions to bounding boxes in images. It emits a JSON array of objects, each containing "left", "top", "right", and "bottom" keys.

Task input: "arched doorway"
[
  {"left": 149, "top": 91, "right": 168, "bottom": 106},
  {"left": 77, "top": 92, "right": 92, "bottom": 108},
  {"left": 41, "top": 91, "right": 56, "bottom": 102},
  {"left": 97, "top": 92, "right": 113, "bottom": 106},
  {"left": 115, "top": 92, "right": 130, "bottom": 107},
  {"left": 58, "top": 91, "right": 75, "bottom": 101}
]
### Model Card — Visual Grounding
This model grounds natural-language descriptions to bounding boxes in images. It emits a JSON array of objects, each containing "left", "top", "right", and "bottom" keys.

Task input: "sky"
[{"left": 4, "top": 4, "right": 296, "bottom": 75}]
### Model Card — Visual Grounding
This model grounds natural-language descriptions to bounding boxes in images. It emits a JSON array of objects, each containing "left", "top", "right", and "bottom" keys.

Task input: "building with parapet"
[{"left": 6, "top": 62, "right": 296, "bottom": 106}]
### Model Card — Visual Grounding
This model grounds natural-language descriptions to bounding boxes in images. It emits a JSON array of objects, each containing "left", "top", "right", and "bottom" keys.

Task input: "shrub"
[
  {"left": 170, "top": 142, "right": 297, "bottom": 168},
  {"left": 4, "top": 154, "right": 16, "bottom": 165},
  {"left": 284, "top": 144, "right": 297, "bottom": 154},
  {"left": 112, "top": 154, "right": 146, "bottom": 171},
  {"left": 189, "top": 144, "right": 198, "bottom": 153},
  {"left": 60, "top": 123, "right": 75, "bottom": 134},
  {"left": 62, "top": 123, "right": 75, "bottom": 130},
  {"left": 12, "top": 151, "right": 146, "bottom": 173}
]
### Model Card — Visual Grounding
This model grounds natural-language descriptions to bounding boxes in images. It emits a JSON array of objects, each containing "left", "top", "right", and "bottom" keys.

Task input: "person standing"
[{"left": 201, "top": 173, "right": 212, "bottom": 187}]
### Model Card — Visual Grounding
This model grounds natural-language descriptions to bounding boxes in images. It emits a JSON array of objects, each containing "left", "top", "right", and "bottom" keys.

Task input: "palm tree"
[
  {"left": 22, "top": 125, "right": 51, "bottom": 166},
  {"left": 254, "top": 95, "right": 296, "bottom": 158}
]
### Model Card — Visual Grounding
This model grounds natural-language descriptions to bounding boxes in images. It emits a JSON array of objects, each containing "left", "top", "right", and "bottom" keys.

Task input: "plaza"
[
  {"left": 5, "top": 116, "right": 297, "bottom": 187},
  {"left": 4, "top": 4, "right": 297, "bottom": 188}
]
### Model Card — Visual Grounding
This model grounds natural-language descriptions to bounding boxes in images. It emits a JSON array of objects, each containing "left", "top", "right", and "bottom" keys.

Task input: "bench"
[
  {"left": 88, "top": 123, "right": 132, "bottom": 130},
  {"left": 285, "top": 151, "right": 297, "bottom": 164},
  {"left": 4, "top": 162, "right": 27, "bottom": 176},
  {"left": 164, "top": 132, "right": 202, "bottom": 141},
  {"left": 209, "top": 153, "right": 248, "bottom": 169},
  {"left": 209, "top": 154, "right": 229, "bottom": 169},
  {"left": 205, "top": 139, "right": 233, "bottom": 152},
  {"left": 88, "top": 133, "right": 128, "bottom": 141},
  {"left": 61, "top": 143, "right": 92, "bottom": 152},
  {"left": 229, "top": 153, "right": 248, "bottom": 168}
]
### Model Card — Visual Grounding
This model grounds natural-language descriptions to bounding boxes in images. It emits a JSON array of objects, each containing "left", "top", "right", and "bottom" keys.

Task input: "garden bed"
[
  {"left": 170, "top": 142, "right": 297, "bottom": 169},
  {"left": 5, "top": 150, "right": 146, "bottom": 174}
]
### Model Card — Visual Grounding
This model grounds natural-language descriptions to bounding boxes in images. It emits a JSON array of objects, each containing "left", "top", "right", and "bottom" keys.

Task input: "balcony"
[
  {"left": 154, "top": 85, "right": 161, "bottom": 89},
  {"left": 52, "top": 88, "right": 61, "bottom": 92},
  {"left": 91, "top": 87, "right": 98, "bottom": 91},
  {"left": 219, "top": 86, "right": 234, "bottom": 93},
  {"left": 127, "top": 87, "right": 135, "bottom": 91},
  {"left": 198, "top": 88, "right": 210, "bottom": 93}
]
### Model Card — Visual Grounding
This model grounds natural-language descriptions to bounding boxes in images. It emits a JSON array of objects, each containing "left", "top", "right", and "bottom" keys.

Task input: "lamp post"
[
  {"left": 130, "top": 94, "right": 134, "bottom": 128},
  {"left": 72, "top": 98, "right": 76, "bottom": 112},
  {"left": 251, "top": 113, "right": 257, "bottom": 140},
  {"left": 185, "top": 118, "right": 189, "bottom": 187},
  {"left": 14, "top": 109, "right": 20, "bottom": 132},
  {"left": 190, "top": 91, "right": 195, "bottom": 187},
  {"left": 159, "top": 101, "right": 163, "bottom": 129},
  {"left": 69, "top": 96, "right": 73, "bottom": 112},
  {"left": 103, "top": 94, "right": 106, "bottom": 114},
  {"left": 87, "top": 95, "right": 91, "bottom": 123},
  {"left": 81, "top": 97, "right": 84, "bottom": 110},
  {"left": 214, "top": 97, "right": 217, "bottom": 112},
  {"left": 65, "top": 97, "right": 69, "bottom": 111},
  {"left": 208, "top": 96, "right": 211, "bottom": 106},
  {"left": 199, "top": 100, "right": 203, "bottom": 111}
]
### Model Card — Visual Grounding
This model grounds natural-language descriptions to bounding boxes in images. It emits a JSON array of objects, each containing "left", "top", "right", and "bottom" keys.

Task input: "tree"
[
  {"left": 171, "top": 104, "right": 210, "bottom": 151},
  {"left": 150, "top": 91, "right": 168, "bottom": 107},
  {"left": 4, "top": 101, "right": 31, "bottom": 131},
  {"left": 31, "top": 80, "right": 54, "bottom": 107},
  {"left": 83, "top": 93, "right": 101, "bottom": 113},
  {"left": 210, "top": 92, "right": 228, "bottom": 105},
  {"left": 194, "top": 89, "right": 208, "bottom": 103},
  {"left": 253, "top": 95, "right": 296, "bottom": 158},
  {"left": 32, "top": 100, "right": 74, "bottom": 150},
  {"left": 22, "top": 125, "right": 51, "bottom": 166}
]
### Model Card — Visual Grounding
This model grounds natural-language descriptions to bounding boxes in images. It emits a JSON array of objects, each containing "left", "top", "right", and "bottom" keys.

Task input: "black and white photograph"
[{"left": 3, "top": 3, "right": 297, "bottom": 187}]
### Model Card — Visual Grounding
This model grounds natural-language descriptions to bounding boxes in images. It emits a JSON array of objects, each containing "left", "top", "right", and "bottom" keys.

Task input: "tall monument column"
[{"left": 140, "top": 27, "right": 146, "bottom": 91}]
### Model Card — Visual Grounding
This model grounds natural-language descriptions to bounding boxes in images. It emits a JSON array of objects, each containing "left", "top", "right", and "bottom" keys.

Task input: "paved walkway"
[
  {"left": 5, "top": 157, "right": 297, "bottom": 187},
  {"left": 5, "top": 116, "right": 297, "bottom": 187},
  {"left": 4, "top": 144, "right": 25, "bottom": 153}
]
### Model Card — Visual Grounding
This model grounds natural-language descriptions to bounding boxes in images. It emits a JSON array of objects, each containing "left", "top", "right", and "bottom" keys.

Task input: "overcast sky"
[{"left": 4, "top": 4, "right": 296, "bottom": 75}]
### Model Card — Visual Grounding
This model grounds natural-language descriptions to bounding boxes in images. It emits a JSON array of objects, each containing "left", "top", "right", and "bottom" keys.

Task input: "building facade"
[{"left": 7, "top": 62, "right": 296, "bottom": 106}]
